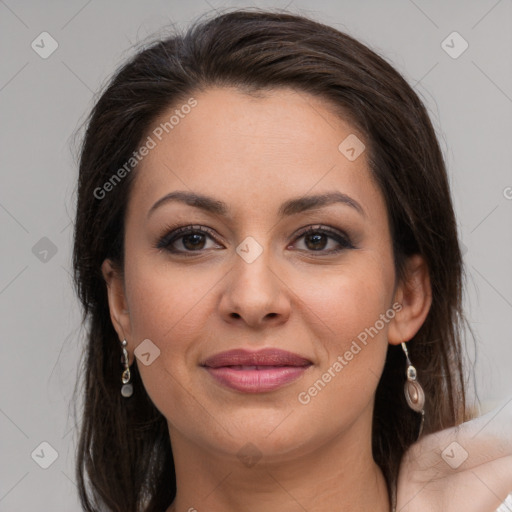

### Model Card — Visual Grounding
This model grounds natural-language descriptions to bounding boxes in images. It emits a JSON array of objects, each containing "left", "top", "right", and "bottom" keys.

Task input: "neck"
[{"left": 166, "top": 412, "right": 391, "bottom": 512}]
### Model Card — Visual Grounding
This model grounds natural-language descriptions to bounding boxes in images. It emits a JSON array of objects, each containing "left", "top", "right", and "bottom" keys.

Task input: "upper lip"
[{"left": 201, "top": 348, "right": 312, "bottom": 368}]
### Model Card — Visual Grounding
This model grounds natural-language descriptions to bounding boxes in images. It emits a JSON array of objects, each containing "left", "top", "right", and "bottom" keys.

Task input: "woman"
[{"left": 72, "top": 8, "right": 512, "bottom": 512}]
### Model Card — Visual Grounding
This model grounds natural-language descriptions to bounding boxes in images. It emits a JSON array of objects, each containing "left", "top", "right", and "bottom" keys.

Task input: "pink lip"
[{"left": 201, "top": 348, "right": 312, "bottom": 393}]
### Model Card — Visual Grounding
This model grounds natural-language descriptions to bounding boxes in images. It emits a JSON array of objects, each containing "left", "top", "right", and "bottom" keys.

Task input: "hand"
[{"left": 396, "top": 399, "right": 512, "bottom": 512}]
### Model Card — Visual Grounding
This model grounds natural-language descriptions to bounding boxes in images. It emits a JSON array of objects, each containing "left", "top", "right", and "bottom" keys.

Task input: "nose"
[{"left": 218, "top": 246, "right": 291, "bottom": 329}]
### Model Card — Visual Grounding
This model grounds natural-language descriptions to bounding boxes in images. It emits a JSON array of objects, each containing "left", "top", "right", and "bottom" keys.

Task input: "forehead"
[{"left": 128, "top": 86, "right": 385, "bottom": 223}]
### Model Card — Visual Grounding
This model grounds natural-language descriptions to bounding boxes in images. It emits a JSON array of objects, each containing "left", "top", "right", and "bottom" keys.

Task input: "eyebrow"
[{"left": 147, "top": 190, "right": 366, "bottom": 219}]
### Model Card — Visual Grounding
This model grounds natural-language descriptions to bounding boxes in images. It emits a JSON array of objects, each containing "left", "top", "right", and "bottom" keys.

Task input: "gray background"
[{"left": 1, "top": 0, "right": 511, "bottom": 510}]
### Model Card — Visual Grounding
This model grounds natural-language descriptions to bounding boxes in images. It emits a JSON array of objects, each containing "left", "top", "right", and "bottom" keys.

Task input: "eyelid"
[
  {"left": 293, "top": 224, "right": 351, "bottom": 242},
  {"left": 290, "top": 225, "right": 354, "bottom": 251},
  {"left": 155, "top": 224, "right": 220, "bottom": 250}
]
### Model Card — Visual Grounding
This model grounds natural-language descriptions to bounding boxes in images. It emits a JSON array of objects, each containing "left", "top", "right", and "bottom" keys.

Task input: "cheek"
[
  {"left": 296, "top": 254, "right": 394, "bottom": 345},
  {"left": 126, "top": 260, "right": 213, "bottom": 340},
  {"left": 124, "top": 259, "right": 224, "bottom": 405},
  {"left": 293, "top": 257, "right": 394, "bottom": 406},
  {"left": 124, "top": 264, "right": 211, "bottom": 422}
]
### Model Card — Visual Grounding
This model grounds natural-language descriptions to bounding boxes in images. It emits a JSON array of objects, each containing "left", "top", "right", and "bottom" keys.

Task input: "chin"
[{"left": 201, "top": 410, "right": 328, "bottom": 460}]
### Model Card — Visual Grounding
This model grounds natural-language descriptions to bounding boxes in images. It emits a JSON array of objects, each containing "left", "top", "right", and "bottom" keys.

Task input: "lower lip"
[{"left": 204, "top": 366, "right": 310, "bottom": 393}]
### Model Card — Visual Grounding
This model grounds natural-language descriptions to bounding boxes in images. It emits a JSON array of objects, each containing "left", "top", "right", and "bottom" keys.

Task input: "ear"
[
  {"left": 101, "top": 258, "right": 133, "bottom": 362},
  {"left": 388, "top": 254, "right": 432, "bottom": 345}
]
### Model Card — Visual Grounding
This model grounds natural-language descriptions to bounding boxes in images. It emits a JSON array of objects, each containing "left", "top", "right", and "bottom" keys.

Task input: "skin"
[
  {"left": 397, "top": 400, "right": 512, "bottom": 511},
  {"left": 102, "top": 86, "right": 431, "bottom": 512}
]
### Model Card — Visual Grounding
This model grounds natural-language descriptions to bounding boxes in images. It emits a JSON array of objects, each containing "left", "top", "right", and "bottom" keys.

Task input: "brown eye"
[
  {"left": 181, "top": 233, "right": 207, "bottom": 250},
  {"left": 157, "top": 225, "right": 222, "bottom": 254},
  {"left": 293, "top": 226, "right": 354, "bottom": 254},
  {"left": 304, "top": 232, "right": 329, "bottom": 251},
  {"left": 156, "top": 224, "right": 354, "bottom": 256}
]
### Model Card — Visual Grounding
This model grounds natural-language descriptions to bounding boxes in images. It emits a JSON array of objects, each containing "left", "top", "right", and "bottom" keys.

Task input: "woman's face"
[{"left": 104, "top": 86, "right": 420, "bottom": 463}]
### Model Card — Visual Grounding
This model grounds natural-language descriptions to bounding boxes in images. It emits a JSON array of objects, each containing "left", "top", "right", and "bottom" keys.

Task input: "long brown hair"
[{"left": 72, "top": 8, "right": 471, "bottom": 511}]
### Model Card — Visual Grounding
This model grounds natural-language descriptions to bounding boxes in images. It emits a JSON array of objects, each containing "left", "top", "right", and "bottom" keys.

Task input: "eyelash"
[{"left": 155, "top": 224, "right": 355, "bottom": 256}]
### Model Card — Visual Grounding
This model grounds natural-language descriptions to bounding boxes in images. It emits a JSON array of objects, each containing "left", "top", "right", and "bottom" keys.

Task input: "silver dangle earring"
[
  {"left": 120, "top": 340, "right": 133, "bottom": 398},
  {"left": 401, "top": 342, "right": 425, "bottom": 439}
]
